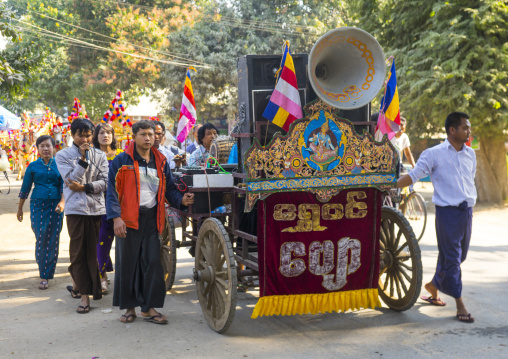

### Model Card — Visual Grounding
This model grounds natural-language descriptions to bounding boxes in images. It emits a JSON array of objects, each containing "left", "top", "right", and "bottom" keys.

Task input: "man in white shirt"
[
  {"left": 397, "top": 112, "right": 476, "bottom": 323},
  {"left": 390, "top": 117, "right": 416, "bottom": 169},
  {"left": 153, "top": 121, "right": 177, "bottom": 169}
]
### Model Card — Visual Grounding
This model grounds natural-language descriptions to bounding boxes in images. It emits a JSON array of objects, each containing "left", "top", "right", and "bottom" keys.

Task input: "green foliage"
[
  {"left": 4, "top": 0, "right": 196, "bottom": 117},
  {"left": 0, "top": 2, "right": 45, "bottom": 102},
  {"left": 351, "top": 0, "right": 508, "bottom": 139},
  {"left": 160, "top": 0, "right": 349, "bottom": 122}
]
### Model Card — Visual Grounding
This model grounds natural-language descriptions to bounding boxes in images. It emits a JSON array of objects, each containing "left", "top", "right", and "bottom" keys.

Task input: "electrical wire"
[
  {"left": 64, "top": 0, "right": 321, "bottom": 37},
  {"left": 18, "top": 7, "right": 211, "bottom": 66},
  {"left": 12, "top": 17, "right": 213, "bottom": 69},
  {"left": 91, "top": 0, "right": 323, "bottom": 33}
]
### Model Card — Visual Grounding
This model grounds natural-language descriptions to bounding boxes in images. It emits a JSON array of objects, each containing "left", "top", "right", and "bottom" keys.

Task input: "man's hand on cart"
[
  {"left": 182, "top": 193, "right": 195, "bottom": 206},
  {"left": 114, "top": 217, "right": 127, "bottom": 238}
]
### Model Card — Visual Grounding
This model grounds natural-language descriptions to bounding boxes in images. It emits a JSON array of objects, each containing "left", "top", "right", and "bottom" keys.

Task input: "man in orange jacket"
[{"left": 106, "top": 120, "right": 194, "bottom": 324}]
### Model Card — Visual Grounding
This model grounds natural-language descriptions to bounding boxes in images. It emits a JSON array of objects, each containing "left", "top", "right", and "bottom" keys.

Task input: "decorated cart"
[{"left": 162, "top": 27, "right": 422, "bottom": 333}]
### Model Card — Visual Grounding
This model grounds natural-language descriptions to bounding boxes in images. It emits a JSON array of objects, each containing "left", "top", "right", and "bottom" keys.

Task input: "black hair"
[
  {"left": 92, "top": 123, "right": 118, "bottom": 150},
  {"left": 370, "top": 112, "right": 379, "bottom": 122},
  {"left": 70, "top": 118, "right": 95, "bottom": 136},
  {"left": 154, "top": 121, "right": 165, "bottom": 133},
  {"left": 197, "top": 123, "right": 219, "bottom": 145},
  {"left": 400, "top": 117, "right": 407, "bottom": 125},
  {"left": 445, "top": 112, "right": 469, "bottom": 135},
  {"left": 132, "top": 120, "right": 156, "bottom": 135},
  {"left": 36, "top": 135, "right": 55, "bottom": 148}
]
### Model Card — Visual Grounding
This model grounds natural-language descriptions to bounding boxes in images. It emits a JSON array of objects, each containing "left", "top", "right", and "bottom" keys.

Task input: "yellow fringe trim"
[{"left": 251, "top": 288, "right": 381, "bottom": 319}]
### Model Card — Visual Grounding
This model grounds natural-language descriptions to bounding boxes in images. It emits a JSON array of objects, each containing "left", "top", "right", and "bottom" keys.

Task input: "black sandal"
[
  {"left": 66, "top": 285, "right": 81, "bottom": 299},
  {"left": 76, "top": 305, "right": 90, "bottom": 314},
  {"left": 457, "top": 313, "right": 475, "bottom": 323},
  {"left": 144, "top": 314, "right": 168, "bottom": 324}
]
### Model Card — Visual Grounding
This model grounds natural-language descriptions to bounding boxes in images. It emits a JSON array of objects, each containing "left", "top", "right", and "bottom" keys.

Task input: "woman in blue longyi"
[{"left": 17, "top": 135, "right": 65, "bottom": 290}]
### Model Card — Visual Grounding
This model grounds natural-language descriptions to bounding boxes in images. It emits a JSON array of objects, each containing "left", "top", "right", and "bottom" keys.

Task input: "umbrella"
[{"left": 0, "top": 105, "right": 21, "bottom": 131}]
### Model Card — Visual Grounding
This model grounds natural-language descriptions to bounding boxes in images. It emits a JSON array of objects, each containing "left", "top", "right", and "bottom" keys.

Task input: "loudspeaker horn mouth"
[
  {"left": 308, "top": 27, "right": 386, "bottom": 110},
  {"left": 315, "top": 64, "right": 328, "bottom": 80}
]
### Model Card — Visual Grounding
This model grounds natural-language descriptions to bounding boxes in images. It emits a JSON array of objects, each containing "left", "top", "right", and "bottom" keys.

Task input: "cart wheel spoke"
[
  {"left": 215, "top": 271, "right": 228, "bottom": 278},
  {"left": 198, "top": 259, "right": 207, "bottom": 270},
  {"left": 393, "top": 229, "right": 402, "bottom": 251},
  {"left": 392, "top": 270, "right": 402, "bottom": 298},
  {"left": 382, "top": 220, "right": 391, "bottom": 247},
  {"left": 382, "top": 271, "right": 390, "bottom": 291},
  {"left": 379, "top": 229, "right": 388, "bottom": 248},
  {"left": 378, "top": 207, "right": 422, "bottom": 311},
  {"left": 394, "top": 267, "right": 409, "bottom": 295},
  {"left": 398, "top": 261, "right": 413, "bottom": 272},
  {"left": 195, "top": 218, "right": 237, "bottom": 334}
]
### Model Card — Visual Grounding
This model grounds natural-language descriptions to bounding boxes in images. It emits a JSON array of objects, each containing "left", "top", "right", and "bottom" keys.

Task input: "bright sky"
[{"left": 0, "top": 35, "right": 7, "bottom": 50}]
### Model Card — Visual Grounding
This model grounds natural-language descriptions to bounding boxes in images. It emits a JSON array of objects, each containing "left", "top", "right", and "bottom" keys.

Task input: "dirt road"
[{"left": 1, "top": 174, "right": 507, "bottom": 359}]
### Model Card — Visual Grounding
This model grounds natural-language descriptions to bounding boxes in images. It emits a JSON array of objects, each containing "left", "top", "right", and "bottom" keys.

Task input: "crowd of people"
[
  {"left": 16, "top": 118, "right": 198, "bottom": 323},
  {"left": 14, "top": 111, "right": 477, "bottom": 325}
]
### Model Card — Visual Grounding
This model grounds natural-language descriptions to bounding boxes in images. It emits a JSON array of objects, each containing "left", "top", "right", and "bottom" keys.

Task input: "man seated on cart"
[
  {"left": 106, "top": 120, "right": 195, "bottom": 324},
  {"left": 188, "top": 123, "right": 218, "bottom": 167}
]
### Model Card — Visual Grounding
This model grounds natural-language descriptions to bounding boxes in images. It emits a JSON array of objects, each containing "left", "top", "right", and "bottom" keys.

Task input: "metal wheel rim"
[
  {"left": 378, "top": 206, "right": 422, "bottom": 311},
  {"left": 195, "top": 218, "right": 237, "bottom": 333}
]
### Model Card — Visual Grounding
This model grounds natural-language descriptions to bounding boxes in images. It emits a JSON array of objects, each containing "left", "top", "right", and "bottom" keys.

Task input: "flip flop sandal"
[
  {"left": 77, "top": 305, "right": 90, "bottom": 314},
  {"left": 66, "top": 285, "right": 81, "bottom": 299},
  {"left": 39, "top": 281, "right": 48, "bottom": 290},
  {"left": 144, "top": 314, "right": 168, "bottom": 324},
  {"left": 420, "top": 295, "right": 446, "bottom": 306},
  {"left": 457, "top": 313, "right": 475, "bottom": 323},
  {"left": 120, "top": 314, "right": 137, "bottom": 323},
  {"left": 101, "top": 281, "right": 109, "bottom": 295}
]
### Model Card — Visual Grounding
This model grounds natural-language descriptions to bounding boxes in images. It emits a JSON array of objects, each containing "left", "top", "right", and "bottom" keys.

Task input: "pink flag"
[{"left": 176, "top": 68, "right": 197, "bottom": 143}]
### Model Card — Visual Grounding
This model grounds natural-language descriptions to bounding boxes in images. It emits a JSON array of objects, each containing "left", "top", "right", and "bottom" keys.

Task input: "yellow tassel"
[{"left": 251, "top": 288, "right": 381, "bottom": 319}]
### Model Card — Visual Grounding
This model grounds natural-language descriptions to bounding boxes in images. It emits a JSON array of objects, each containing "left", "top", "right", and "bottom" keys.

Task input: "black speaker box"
[{"left": 236, "top": 54, "right": 375, "bottom": 173}]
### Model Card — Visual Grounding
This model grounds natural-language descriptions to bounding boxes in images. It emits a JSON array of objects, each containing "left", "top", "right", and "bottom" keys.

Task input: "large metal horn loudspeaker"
[{"left": 308, "top": 27, "right": 386, "bottom": 110}]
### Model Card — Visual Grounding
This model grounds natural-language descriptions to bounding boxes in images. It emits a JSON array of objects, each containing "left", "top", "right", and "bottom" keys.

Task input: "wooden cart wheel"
[
  {"left": 378, "top": 206, "right": 422, "bottom": 311},
  {"left": 160, "top": 212, "right": 177, "bottom": 291},
  {"left": 194, "top": 218, "right": 237, "bottom": 333}
]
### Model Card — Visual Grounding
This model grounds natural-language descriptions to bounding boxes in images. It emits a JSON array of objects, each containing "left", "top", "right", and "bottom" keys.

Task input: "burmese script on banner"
[{"left": 252, "top": 188, "right": 382, "bottom": 318}]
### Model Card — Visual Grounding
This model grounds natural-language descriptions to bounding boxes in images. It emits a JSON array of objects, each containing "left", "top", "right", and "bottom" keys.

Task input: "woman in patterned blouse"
[
  {"left": 17, "top": 135, "right": 65, "bottom": 290},
  {"left": 92, "top": 123, "right": 123, "bottom": 294}
]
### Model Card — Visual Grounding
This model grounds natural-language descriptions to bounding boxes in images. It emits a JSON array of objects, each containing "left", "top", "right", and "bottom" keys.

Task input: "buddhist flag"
[
  {"left": 375, "top": 60, "right": 401, "bottom": 142},
  {"left": 176, "top": 67, "right": 197, "bottom": 143},
  {"left": 262, "top": 42, "right": 303, "bottom": 131}
]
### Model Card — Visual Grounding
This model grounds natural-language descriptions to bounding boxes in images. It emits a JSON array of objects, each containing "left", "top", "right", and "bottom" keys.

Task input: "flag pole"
[{"left": 264, "top": 40, "right": 290, "bottom": 146}]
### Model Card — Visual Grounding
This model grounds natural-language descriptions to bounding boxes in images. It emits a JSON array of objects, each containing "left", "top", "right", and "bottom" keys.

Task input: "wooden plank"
[
  {"left": 225, "top": 228, "right": 258, "bottom": 243},
  {"left": 234, "top": 256, "right": 259, "bottom": 271}
]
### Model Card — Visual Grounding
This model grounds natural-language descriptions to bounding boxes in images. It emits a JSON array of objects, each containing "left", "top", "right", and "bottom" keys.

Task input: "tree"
[
  {"left": 5, "top": 0, "right": 199, "bottom": 117},
  {"left": 159, "top": 0, "right": 349, "bottom": 124},
  {"left": 0, "top": 2, "right": 45, "bottom": 105},
  {"left": 351, "top": 0, "right": 508, "bottom": 204}
]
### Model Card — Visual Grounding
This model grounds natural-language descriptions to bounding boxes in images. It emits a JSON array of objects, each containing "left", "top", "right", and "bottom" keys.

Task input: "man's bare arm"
[{"left": 397, "top": 174, "right": 413, "bottom": 188}]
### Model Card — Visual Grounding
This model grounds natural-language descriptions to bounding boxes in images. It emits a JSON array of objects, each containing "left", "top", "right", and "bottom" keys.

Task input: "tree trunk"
[{"left": 475, "top": 136, "right": 508, "bottom": 205}]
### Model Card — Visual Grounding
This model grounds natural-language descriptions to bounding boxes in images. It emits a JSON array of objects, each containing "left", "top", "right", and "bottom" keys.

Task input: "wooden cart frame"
[{"left": 162, "top": 109, "right": 423, "bottom": 333}]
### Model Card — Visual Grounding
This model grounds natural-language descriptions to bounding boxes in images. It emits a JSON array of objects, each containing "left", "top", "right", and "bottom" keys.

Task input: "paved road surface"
[{"left": 1, "top": 176, "right": 507, "bottom": 358}]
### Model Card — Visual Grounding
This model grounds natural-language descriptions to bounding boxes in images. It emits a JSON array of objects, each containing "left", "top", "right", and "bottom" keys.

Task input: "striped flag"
[
  {"left": 262, "top": 42, "right": 303, "bottom": 131},
  {"left": 375, "top": 59, "right": 401, "bottom": 141},
  {"left": 176, "top": 67, "right": 197, "bottom": 143}
]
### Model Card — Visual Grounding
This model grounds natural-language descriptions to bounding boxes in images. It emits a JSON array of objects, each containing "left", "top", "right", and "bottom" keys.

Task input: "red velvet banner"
[{"left": 254, "top": 188, "right": 381, "bottom": 316}]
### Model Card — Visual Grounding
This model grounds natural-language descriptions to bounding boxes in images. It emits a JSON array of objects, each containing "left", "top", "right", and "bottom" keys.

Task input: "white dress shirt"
[
  {"left": 408, "top": 139, "right": 477, "bottom": 207},
  {"left": 156, "top": 145, "right": 176, "bottom": 169}
]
